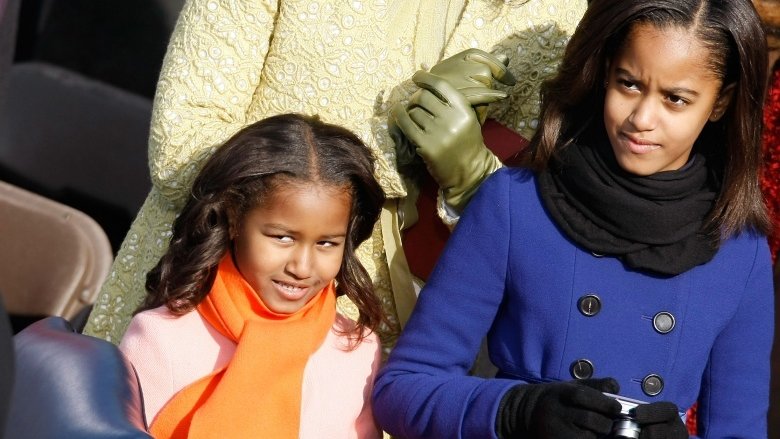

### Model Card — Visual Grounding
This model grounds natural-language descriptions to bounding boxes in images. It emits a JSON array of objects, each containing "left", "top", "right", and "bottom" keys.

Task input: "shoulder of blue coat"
[
  {"left": 485, "top": 166, "right": 536, "bottom": 187},
  {"left": 477, "top": 166, "right": 538, "bottom": 202},
  {"left": 721, "top": 227, "right": 771, "bottom": 256}
]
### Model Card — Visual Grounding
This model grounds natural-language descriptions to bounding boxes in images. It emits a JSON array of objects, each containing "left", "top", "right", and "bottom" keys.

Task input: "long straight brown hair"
[{"left": 522, "top": 0, "right": 770, "bottom": 238}]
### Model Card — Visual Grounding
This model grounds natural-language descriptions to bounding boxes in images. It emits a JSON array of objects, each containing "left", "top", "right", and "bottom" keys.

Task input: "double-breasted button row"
[
  {"left": 569, "top": 359, "right": 666, "bottom": 397},
  {"left": 572, "top": 293, "right": 672, "bottom": 397},
  {"left": 576, "top": 295, "right": 677, "bottom": 334}
]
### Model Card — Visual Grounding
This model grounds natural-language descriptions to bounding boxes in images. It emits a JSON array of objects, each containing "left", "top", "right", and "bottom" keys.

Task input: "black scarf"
[{"left": 537, "top": 142, "right": 719, "bottom": 275}]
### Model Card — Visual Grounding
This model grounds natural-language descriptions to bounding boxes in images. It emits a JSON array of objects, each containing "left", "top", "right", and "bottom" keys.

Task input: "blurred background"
[
  {"left": 3, "top": 0, "right": 185, "bottom": 249},
  {"left": 0, "top": 0, "right": 185, "bottom": 333}
]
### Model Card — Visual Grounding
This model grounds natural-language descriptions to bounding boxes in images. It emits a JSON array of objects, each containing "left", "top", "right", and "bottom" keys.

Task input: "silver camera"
[
  {"left": 603, "top": 392, "right": 688, "bottom": 438},
  {"left": 603, "top": 393, "right": 646, "bottom": 439}
]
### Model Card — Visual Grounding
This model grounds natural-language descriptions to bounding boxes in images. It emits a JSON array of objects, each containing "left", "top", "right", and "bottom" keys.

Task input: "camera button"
[
  {"left": 652, "top": 312, "right": 676, "bottom": 334},
  {"left": 641, "top": 374, "right": 664, "bottom": 396},
  {"left": 570, "top": 359, "right": 594, "bottom": 379},
  {"left": 577, "top": 294, "right": 602, "bottom": 317}
]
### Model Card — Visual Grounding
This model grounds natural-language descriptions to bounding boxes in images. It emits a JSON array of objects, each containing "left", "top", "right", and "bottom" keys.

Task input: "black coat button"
[
  {"left": 577, "top": 294, "right": 601, "bottom": 317},
  {"left": 642, "top": 374, "right": 664, "bottom": 396},
  {"left": 570, "top": 359, "right": 594, "bottom": 380},
  {"left": 653, "top": 312, "right": 676, "bottom": 334}
]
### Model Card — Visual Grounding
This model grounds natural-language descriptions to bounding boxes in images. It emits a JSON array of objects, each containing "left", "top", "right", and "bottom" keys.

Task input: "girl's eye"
[
  {"left": 275, "top": 235, "right": 293, "bottom": 243},
  {"left": 619, "top": 79, "right": 638, "bottom": 90},
  {"left": 667, "top": 95, "right": 688, "bottom": 107},
  {"left": 318, "top": 240, "right": 342, "bottom": 248}
]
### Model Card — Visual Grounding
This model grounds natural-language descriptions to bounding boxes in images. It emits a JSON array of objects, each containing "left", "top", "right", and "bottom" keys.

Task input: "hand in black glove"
[
  {"left": 496, "top": 378, "right": 622, "bottom": 439},
  {"left": 634, "top": 402, "right": 689, "bottom": 439}
]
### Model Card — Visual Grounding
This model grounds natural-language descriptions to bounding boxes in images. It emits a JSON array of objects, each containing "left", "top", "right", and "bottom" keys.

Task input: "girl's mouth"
[
  {"left": 622, "top": 133, "right": 660, "bottom": 154},
  {"left": 273, "top": 280, "right": 309, "bottom": 300}
]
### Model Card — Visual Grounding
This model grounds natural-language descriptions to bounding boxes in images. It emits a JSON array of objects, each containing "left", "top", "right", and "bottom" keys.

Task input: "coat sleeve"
[
  {"left": 695, "top": 236, "right": 774, "bottom": 438},
  {"left": 372, "top": 168, "right": 520, "bottom": 439},
  {"left": 147, "top": 0, "right": 279, "bottom": 206}
]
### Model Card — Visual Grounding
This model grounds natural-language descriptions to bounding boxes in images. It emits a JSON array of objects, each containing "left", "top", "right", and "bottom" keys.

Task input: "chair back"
[
  {"left": 0, "top": 181, "right": 112, "bottom": 321},
  {"left": 0, "top": 0, "right": 19, "bottom": 100}
]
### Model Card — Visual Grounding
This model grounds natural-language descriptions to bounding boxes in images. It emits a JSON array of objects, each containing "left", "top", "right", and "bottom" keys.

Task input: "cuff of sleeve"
[{"left": 436, "top": 190, "right": 460, "bottom": 228}]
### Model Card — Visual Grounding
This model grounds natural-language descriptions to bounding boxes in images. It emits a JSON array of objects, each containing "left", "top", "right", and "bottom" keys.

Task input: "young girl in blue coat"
[{"left": 372, "top": 0, "right": 775, "bottom": 438}]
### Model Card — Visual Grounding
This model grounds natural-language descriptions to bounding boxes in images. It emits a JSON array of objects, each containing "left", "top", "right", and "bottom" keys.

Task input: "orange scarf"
[{"left": 150, "top": 254, "right": 336, "bottom": 438}]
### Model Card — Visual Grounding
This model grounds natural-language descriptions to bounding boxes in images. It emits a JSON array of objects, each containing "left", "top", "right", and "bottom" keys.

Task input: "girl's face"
[
  {"left": 232, "top": 181, "right": 351, "bottom": 314},
  {"left": 603, "top": 23, "right": 731, "bottom": 176}
]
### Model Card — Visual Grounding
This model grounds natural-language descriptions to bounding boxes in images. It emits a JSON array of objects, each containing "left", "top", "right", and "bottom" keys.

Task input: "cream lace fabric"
[{"left": 84, "top": 0, "right": 586, "bottom": 349}]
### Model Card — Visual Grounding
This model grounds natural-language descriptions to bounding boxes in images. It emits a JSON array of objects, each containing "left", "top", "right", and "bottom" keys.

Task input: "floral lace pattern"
[{"left": 84, "top": 0, "right": 586, "bottom": 349}]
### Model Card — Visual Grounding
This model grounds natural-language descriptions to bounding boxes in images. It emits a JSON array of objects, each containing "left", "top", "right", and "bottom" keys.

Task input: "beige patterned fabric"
[{"left": 84, "top": 0, "right": 586, "bottom": 349}]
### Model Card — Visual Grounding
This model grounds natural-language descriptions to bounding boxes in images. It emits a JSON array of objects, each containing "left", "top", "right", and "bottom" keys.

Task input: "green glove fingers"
[
  {"left": 390, "top": 50, "right": 511, "bottom": 174},
  {"left": 429, "top": 48, "right": 517, "bottom": 89},
  {"left": 390, "top": 73, "right": 505, "bottom": 173},
  {"left": 429, "top": 48, "right": 516, "bottom": 124},
  {"left": 397, "top": 70, "right": 503, "bottom": 213},
  {"left": 389, "top": 105, "right": 419, "bottom": 171}
]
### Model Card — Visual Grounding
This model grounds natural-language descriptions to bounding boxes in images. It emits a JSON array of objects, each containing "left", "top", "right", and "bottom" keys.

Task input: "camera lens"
[{"left": 612, "top": 418, "right": 641, "bottom": 439}]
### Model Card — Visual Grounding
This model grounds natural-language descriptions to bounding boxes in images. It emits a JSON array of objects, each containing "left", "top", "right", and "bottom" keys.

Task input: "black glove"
[
  {"left": 496, "top": 378, "right": 622, "bottom": 439},
  {"left": 634, "top": 402, "right": 689, "bottom": 439}
]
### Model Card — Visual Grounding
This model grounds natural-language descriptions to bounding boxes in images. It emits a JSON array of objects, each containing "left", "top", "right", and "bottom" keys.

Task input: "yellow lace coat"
[{"left": 84, "top": 0, "right": 586, "bottom": 347}]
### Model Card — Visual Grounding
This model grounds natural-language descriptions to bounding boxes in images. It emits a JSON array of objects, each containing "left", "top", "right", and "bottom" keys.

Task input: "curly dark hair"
[{"left": 139, "top": 113, "right": 386, "bottom": 342}]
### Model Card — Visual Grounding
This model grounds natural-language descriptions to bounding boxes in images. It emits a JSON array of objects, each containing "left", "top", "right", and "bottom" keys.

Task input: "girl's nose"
[
  {"left": 286, "top": 246, "right": 313, "bottom": 279},
  {"left": 628, "top": 98, "right": 658, "bottom": 131}
]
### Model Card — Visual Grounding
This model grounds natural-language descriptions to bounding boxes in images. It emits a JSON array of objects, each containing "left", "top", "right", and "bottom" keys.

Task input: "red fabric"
[
  {"left": 762, "top": 61, "right": 780, "bottom": 264},
  {"left": 686, "top": 404, "right": 697, "bottom": 435},
  {"left": 402, "top": 119, "right": 529, "bottom": 280}
]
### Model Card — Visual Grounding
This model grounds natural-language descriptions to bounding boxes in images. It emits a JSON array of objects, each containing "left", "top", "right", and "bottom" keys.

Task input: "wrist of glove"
[
  {"left": 440, "top": 148, "right": 502, "bottom": 213},
  {"left": 634, "top": 402, "right": 689, "bottom": 439},
  {"left": 496, "top": 378, "right": 622, "bottom": 439}
]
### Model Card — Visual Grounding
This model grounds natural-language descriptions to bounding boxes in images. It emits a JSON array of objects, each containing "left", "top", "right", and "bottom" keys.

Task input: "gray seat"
[
  {"left": 0, "top": 61, "right": 152, "bottom": 224},
  {"left": 0, "top": 0, "right": 154, "bottom": 250},
  {"left": 0, "top": 0, "right": 19, "bottom": 102}
]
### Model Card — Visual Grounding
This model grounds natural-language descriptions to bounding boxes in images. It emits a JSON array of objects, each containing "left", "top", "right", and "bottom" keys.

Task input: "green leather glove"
[
  {"left": 428, "top": 48, "right": 516, "bottom": 123},
  {"left": 391, "top": 70, "right": 505, "bottom": 213}
]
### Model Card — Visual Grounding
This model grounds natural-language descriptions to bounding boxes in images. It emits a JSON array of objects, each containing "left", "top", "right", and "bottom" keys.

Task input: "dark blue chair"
[
  {"left": 3, "top": 317, "right": 150, "bottom": 438},
  {"left": 0, "top": 296, "right": 13, "bottom": 437}
]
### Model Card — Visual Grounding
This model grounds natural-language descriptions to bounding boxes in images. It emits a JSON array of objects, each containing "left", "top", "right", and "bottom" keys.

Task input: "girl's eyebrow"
[
  {"left": 664, "top": 86, "right": 699, "bottom": 98},
  {"left": 264, "top": 223, "right": 293, "bottom": 232},
  {"left": 320, "top": 234, "right": 348, "bottom": 240},
  {"left": 264, "top": 223, "right": 347, "bottom": 239},
  {"left": 615, "top": 67, "right": 700, "bottom": 97}
]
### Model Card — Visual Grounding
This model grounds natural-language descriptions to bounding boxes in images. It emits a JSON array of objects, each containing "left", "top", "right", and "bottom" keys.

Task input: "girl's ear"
[{"left": 709, "top": 83, "right": 736, "bottom": 122}]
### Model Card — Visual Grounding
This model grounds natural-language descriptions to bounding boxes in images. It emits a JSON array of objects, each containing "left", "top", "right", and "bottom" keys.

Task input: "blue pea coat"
[{"left": 372, "top": 167, "right": 774, "bottom": 439}]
